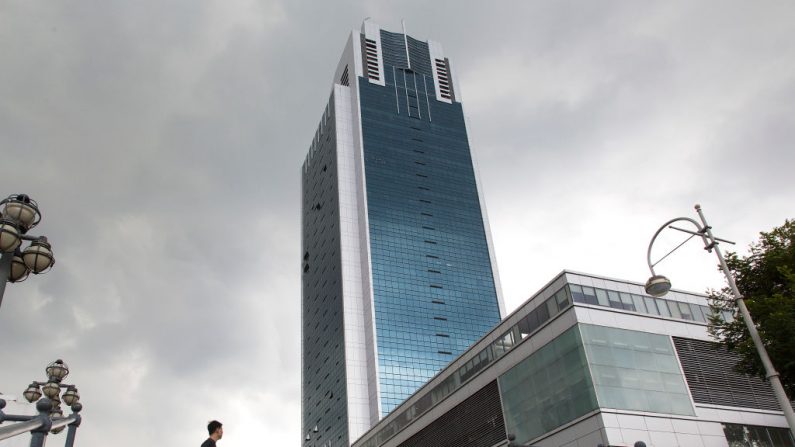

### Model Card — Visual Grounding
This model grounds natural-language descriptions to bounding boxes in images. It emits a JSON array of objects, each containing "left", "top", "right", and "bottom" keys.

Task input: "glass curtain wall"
[
  {"left": 499, "top": 324, "right": 696, "bottom": 445},
  {"left": 580, "top": 324, "right": 695, "bottom": 416},
  {"left": 498, "top": 325, "right": 598, "bottom": 444}
]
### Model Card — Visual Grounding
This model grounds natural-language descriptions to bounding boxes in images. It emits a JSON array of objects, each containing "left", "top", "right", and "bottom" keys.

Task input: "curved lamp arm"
[{"left": 646, "top": 216, "right": 705, "bottom": 276}]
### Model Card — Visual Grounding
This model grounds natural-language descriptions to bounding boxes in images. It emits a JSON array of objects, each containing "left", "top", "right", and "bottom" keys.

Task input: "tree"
[{"left": 708, "top": 219, "right": 795, "bottom": 396}]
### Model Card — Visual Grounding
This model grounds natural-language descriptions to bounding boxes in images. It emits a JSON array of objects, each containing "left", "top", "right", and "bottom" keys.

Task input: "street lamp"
[
  {"left": 0, "top": 359, "right": 83, "bottom": 447},
  {"left": 645, "top": 204, "right": 795, "bottom": 438},
  {"left": 24, "top": 360, "right": 80, "bottom": 424},
  {"left": 21, "top": 360, "right": 81, "bottom": 438},
  {"left": 0, "top": 194, "right": 55, "bottom": 311}
]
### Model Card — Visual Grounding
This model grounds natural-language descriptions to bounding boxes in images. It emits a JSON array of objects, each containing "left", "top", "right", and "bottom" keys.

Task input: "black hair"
[{"left": 207, "top": 420, "right": 222, "bottom": 436}]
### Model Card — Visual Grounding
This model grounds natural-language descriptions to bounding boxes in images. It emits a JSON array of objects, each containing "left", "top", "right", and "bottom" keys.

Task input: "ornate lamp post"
[
  {"left": 645, "top": 204, "right": 795, "bottom": 438},
  {"left": 0, "top": 194, "right": 55, "bottom": 311},
  {"left": 0, "top": 360, "right": 83, "bottom": 447}
]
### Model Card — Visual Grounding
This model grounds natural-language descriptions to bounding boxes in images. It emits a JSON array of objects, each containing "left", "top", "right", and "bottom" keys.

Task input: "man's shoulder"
[{"left": 200, "top": 438, "right": 216, "bottom": 447}]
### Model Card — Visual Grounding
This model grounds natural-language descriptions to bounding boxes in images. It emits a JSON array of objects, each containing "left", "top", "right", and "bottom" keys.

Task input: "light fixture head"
[
  {"left": 2, "top": 194, "right": 41, "bottom": 231},
  {"left": 23, "top": 383, "right": 42, "bottom": 403},
  {"left": 42, "top": 381, "right": 61, "bottom": 399},
  {"left": 645, "top": 274, "right": 672, "bottom": 297},
  {"left": 50, "top": 407, "right": 66, "bottom": 434},
  {"left": 9, "top": 251, "right": 30, "bottom": 282},
  {"left": 0, "top": 218, "right": 21, "bottom": 252},
  {"left": 62, "top": 387, "right": 80, "bottom": 406},
  {"left": 23, "top": 238, "right": 54, "bottom": 274},
  {"left": 46, "top": 359, "right": 69, "bottom": 381}
]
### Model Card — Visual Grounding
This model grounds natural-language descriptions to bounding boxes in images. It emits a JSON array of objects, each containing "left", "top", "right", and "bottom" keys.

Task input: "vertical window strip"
[
  {"left": 423, "top": 75, "right": 432, "bottom": 122},
  {"left": 403, "top": 69, "right": 410, "bottom": 117},
  {"left": 393, "top": 66, "right": 399, "bottom": 114},
  {"left": 412, "top": 71, "right": 421, "bottom": 119}
]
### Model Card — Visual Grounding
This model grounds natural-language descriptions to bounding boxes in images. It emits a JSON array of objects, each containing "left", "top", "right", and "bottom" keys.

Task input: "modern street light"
[
  {"left": 0, "top": 194, "right": 55, "bottom": 311},
  {"left": 645, "top": 204, "right": 795, "bottom": 438},
  {"left": 0, "top": 359, "right": 83, "bottom": 447}
]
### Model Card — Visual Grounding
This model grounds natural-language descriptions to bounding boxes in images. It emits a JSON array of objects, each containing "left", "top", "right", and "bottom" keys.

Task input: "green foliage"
[{"left": 708, "top": 219, "right": 795, "bottom": 395}]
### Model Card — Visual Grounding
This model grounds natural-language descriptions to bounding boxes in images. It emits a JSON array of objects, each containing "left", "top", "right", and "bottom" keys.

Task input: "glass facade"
[
  {"left": 359, "top": 30, "right": 501, "bottom": 415},
  {"left": 723, "top": 423, "right": 795, "bottom": 447},
  {"left": 499, "top": 325, "right": 598, "bottom": 444},
  {"left": 580, "top": 324, "right": 695, "bottom": 416},
  {"left": 301, "top": 93, "right": 350, "bottom": 446},
  {"left": 357, "top": 286, "right": 571, "bottom": 447}
]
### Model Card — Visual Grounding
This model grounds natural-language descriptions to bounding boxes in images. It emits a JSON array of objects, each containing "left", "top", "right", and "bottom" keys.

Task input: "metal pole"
[
  {"left": 64, "top": 424, "right": 77, "bottom": 447},
  {"left": 695, "top": 204, "right": 795, "bottom": 438},
  {"left": 29, "top": 431, "right": 46, "bottom": 447},
  {"left": 28, "top": 399, "right": 53, "bottom": 447},
  {"left": 0, "top": 251, "right": 12, "bottom": 310},
  {"left": 0, "top": 420, "right": 43, "bottom": 442},
  {"left": 63, "top": 403, "right": 82, "bottom": 447}
]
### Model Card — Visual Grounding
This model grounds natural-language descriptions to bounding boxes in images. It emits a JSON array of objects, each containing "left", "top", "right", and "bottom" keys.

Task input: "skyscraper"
[{"left": 301, "top": 21, "right": 504, "bottom": 446}]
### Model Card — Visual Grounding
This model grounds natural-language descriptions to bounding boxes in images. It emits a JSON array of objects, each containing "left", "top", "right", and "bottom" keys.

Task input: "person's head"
[{"left": 207, "top": 420, "right": 223, "bottom": 440}]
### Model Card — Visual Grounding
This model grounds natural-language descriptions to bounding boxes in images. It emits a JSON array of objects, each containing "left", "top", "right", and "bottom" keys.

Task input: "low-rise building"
[{"left": 350, "top": 271, "right": 794, "bottom": 447}]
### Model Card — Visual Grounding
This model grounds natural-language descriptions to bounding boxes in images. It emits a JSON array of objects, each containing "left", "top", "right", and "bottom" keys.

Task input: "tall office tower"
[{"left": 301, "top": 21, "right": 504, "bottom": 446}]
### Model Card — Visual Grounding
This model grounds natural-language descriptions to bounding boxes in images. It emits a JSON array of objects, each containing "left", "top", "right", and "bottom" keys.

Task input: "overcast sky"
[{"left": 1, "top": 1, "right": 793, "bottom": 446}]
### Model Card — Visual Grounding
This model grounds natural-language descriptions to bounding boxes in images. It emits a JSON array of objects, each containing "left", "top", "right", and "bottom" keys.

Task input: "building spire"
[{"left": 402, "top": 19, "right": 411, "bottom": 70}]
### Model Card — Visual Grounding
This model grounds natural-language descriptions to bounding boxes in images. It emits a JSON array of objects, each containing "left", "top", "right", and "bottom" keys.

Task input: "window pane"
[
  {"left": 644, "top": 297, "right": 660, "bottom": 315},
  {"left": 493, "top": 330, "right": 515, "bottom": 357},
  {"left": 564, "top": 285, "right": 573, "bottom": 304},
  {"left": 607, "top": 291, "right": 623, "bottom": 309},
  {"left": 555, "top": 289, "right": 569, "bottom": 310},
  {"left": 769, "top": 426, "right": 795, "bottom": 446},
  {"left": 619, "top": 292, "right": 636, "bottom": 311},
  {"left": 595, "top": 289, "right": 610, "bottom": 307},
  {"left": 569, "top": 284, "right": 585, "bottom": 303},
  {"left": 677, "top": 302, "right": 693, "bottom": 320},
  {"left": 689, "top": 303, "right": 706, "bottom": 322},
  {"left": 536, "top": 302, "right": 550, "bottom": 324},
  {"left": 526, "top": 310, "right": 540, "bottom": 333},
  {"left": 517, "top": 315, "right": 531, "bottom": 338},
  {"left": 631, "top": 294, "right": 647, "bottom": 313},
  {"left": 667, "top": 301, "right": 683, "bottom": 319},
  {"left": 547, "top": 297, "right": 559, "bottom": 318},
  {"left": 582, "top": 286, "right": 599, "bottom": 305},
  {"left": 656, "top": 299, "right": 672, "bottom": 317}
]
